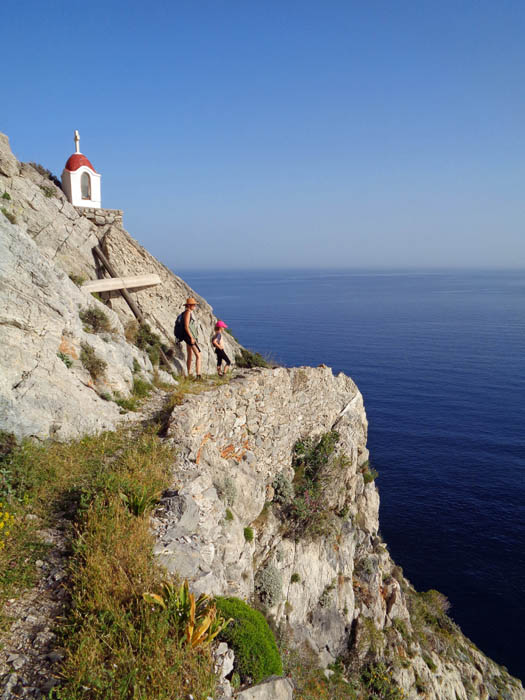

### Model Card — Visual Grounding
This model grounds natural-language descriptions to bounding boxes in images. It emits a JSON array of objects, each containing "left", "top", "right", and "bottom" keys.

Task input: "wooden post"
[{"left": 92, "top": 245, "right": 172, "bottom": 369}]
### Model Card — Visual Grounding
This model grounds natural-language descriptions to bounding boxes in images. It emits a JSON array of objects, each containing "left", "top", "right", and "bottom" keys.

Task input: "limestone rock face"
[
  {"left": 0, "top": 132, "right": 242, "bottom": 439},
  {"left": 155, "top": 366, "right": 373, "bottom": 661},
  {"left": 155, "top": 367, "right": 525, "bottom": 700},
  {"left": 0, "top": 214, "right": 140, "bottom": 440}
]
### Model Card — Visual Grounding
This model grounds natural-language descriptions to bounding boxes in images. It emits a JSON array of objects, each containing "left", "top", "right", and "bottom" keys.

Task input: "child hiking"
[
  {"left": 176, "top": 297, "right": 201, "bottom": 378},
  {"left": 211, "top": 321, "right": 232, "bottom": 376}
]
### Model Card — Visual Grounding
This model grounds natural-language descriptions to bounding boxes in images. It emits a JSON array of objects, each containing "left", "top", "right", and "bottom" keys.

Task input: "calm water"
[{"left": 179, "top": 268, "right": 525, "bottom": 681}]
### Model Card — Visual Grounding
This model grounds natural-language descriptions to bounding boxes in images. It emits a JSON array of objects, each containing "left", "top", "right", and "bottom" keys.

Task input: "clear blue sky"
[{"left": 3, "top": 0, "right": 524, "bottom": 268}]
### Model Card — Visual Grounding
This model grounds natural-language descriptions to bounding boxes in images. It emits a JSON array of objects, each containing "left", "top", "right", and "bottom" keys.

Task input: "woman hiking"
[{"left": 182, "top": 297, "right": 201, "bottom": 378}]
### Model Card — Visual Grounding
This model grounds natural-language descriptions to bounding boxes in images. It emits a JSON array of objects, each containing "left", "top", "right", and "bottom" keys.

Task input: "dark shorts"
[
  {"left": 215, "top": 348, "right": 231, "bottom": 366},
  {"left": 182, "top": 331, "right": 194, "bottom": 345}
]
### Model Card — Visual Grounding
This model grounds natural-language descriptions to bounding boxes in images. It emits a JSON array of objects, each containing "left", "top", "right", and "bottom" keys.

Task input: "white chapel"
[{"left": 61, "top": 130, "right": 101, "bottom": 208}]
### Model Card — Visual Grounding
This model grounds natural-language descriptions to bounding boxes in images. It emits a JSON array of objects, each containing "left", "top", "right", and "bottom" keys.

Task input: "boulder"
[{"left": 236, "top": 677, "right": 293, "bottom": 700}]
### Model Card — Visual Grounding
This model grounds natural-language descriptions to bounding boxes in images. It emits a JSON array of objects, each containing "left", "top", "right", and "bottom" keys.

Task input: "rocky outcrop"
[
  {"left": 0, "top": 132, "right": 241, "bottom": 439},
  {"left": 154, "top": 366, "right": 525, "bottom": 700},
  {"left": 236, "top": 677, "right": 293, "bottom": 700}
]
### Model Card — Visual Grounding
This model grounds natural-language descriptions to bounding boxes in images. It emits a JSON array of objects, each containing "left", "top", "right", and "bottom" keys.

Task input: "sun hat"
[
  {"left": 185, "top": 297, "right": 198, "bottom": 307},
  {"left": 215, "top": 320, "right": 228, "bottom": 329}
]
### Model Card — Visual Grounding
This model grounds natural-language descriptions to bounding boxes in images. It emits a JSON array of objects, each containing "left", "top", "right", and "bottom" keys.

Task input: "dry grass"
[
  {"left": 279, "top": 635, "right": 357, "bottom": 700},
  {"left": 0, "top": 428, "right": 217, "bottom": 699}
]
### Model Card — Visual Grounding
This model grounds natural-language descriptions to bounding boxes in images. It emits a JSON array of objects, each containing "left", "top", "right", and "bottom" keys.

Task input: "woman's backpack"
[{"left": 174, "top": 312, "right": 185, "bottom": 341}]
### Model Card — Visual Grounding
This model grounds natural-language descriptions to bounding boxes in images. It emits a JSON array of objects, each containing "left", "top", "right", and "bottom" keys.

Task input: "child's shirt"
[{"left": 212, "top": 331, "right": 224, "bottom": 350}]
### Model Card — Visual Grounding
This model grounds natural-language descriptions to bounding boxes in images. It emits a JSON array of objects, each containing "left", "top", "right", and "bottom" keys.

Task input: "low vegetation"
[
  {"left": 1, "top": 207, "right": 16, "bottom": 224},
  {"left": 26, "top": 162, "right": 62, "bottom": 189},
  {"left": 79, "top": 306, "right": 113, "bottom": 334},
  {"left": 235, "top": 348, "right": 270, "bottom": 368},
  {"left": 360, "top": 460, "right": 379, "bottom": 484},
  {"left": 39, "top": 184, "right": 56, "bottom": 198},
  {"left": 254, "top": 563, "right": 282, "bottom": 607},
  {"left": 125, "top": 321, "right": 168, "bottom": 367},
  {"left": 80, "top": 342, "right": 107, "bottom": 380},
  {"left": 0, "top": 427, "right": 220, "bottom": 699},
  {"left": 215, "top": 475, "right": 236, "bottom": 507},
  {"left": 283, "top": 430, "right": 343, "bottom": 539},
  {"left": 68, "top": 273, "right": 86, "bottom": 287},
  {"left": 215, "top": 596, "right": 283, "bottom": 684},
  {"left": 113, "top": 376, "right": 154, "bottom": 412},
  {"left": 57, "top": 351, "right": 73, "bottom": 368},
  {"left": 80, "top": 343, "right": 108, "bottom": 381},
  {"left": 278, "top": 637, "right": 358, "bottom": 699}
]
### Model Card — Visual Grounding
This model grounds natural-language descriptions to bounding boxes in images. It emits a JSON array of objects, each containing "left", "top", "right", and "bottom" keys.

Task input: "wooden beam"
[
  {"left": 91, "top": 245, "right": 172, "bottom": 369},
  {"left": 82, "top": 274, "right": 161, "bottom": 294}
]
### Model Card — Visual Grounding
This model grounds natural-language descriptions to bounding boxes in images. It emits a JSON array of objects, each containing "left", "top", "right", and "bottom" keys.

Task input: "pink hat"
[{"left": 215, "top": 320, "right": 228, "bottom": 329}]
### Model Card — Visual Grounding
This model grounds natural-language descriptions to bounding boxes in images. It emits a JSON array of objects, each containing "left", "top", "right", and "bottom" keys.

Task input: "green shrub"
[
  {"left": 68, "top": 274, "right": 86, "bottom": 287},
  {"left": 363, "top": 467, "right": 379, "bottom": 484},
  {"left": 392, "top": 617, "right": 410, "bottom": 642},
  {"left": 0, "top": 431, "right": 17, "bottom": 465},
  {"left": 114, "top": 395, "right": 139, "bottom": 412},
  {"left": 57, "top": 352, "right": 73, "bottom": 369},
  {"left": 99, "top": 392, "right": 112, "bottom": 402},
  {"left": 361, "top": 663, "right": 404, "bottom": 699},
  {"left": 132, "top": 377, "right": 152, "bottom": 399},
  {"left": 272, "top": 471, "right": 294, "bottom": 505},
  {"left": 216, "top": 476, "right": 236, "bottom": 507},
  {"left": 319, "top": 580, "right": 335, "bottom": 607},
  {"left": 406, "top": 587, "right": 458, "bottom": 656},
  {"left": 235, "top": 348, "right": 270, "bottom": 369},
  {"left": 392, "top": 565, "right": 404, "bottom": 585},
  {"left": 80, "top": 343, "right": 107, "bottom": 380},
  {"left": 291, "top": 573, "right": 301, "bottom": 583},
  {"left": 285, "top": 431, "right": 342, "bottom": 539},
  {"left": 79, "top": 307, "right": 113, "bottom": 334},
  {"left": 39, "top": 184, "right": 56, "bottom": 198},
  {"left": 215, "top": 597, "right": 283, "bottom": 684},
  {"left": 423, "top": 653, "right": 437, "bottom": 672},
  {"left": 225, "top": 508, "right": 234, "bottom": 522},
  {"left": 135, "top": 323, "right": 165, "bottom": 366},
  {"left": 1, "top": 208, "right": 16, "bottom": 224},
  {"left": 225, "top": 328, "right": 240, "bottom": 342},
  {"left": 254, "top": 563, "right": 282, "bottom": 607},
  {"left": 1, "top": 192, "right": 11, "bottom": 200},
  {"left": 132, "top": 358, "right": 141, "bottom": 374},
  {"left": 244, "top": 527, "right": 254, "bottom": 542}
]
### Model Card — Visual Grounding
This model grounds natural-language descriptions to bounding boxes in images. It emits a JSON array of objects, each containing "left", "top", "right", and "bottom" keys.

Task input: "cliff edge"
[
  {"left": 154, "top": 365, "right": 524, "bottom": 700},
  {"left": 0, "top": 132, "right": 523, "bottom": 699}
]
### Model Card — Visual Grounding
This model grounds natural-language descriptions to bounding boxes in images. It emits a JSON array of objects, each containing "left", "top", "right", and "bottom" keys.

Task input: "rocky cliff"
[
  {"left": 0, "top": 133, "right": 241, "bottom": 440},
  {"left": 154, "top": 366, "right": 524, "bottom": 700},
  {"left": 0, "top": 132, "right": 523, "bottom": 699}
]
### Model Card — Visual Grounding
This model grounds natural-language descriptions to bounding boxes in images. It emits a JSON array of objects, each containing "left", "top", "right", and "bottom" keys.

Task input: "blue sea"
[{"left": 179, "top": 268, "right": 525, "bottom": 681}]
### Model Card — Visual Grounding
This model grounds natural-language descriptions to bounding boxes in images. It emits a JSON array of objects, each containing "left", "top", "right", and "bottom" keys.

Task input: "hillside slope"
[
  {"left": 0, "top": 132, "right": 522, "bottom": 699},
  {"left": 0, "top": 133, "right": 241, "bottom": 440}
]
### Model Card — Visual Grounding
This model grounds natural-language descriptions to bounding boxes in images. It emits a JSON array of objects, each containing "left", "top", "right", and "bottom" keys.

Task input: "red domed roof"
[{"left": 64, "top": 153, "right": 97, "bottom": 173}]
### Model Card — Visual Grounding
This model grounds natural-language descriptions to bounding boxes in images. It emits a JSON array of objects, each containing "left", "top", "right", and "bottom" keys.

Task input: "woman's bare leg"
[
  {"left": 195, "top": 347, "right": 202, "bottom": 376},
  {"left": 186, "top": 344, "right": 193, "bottom": 375}
]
